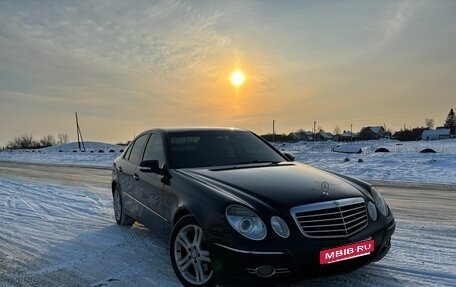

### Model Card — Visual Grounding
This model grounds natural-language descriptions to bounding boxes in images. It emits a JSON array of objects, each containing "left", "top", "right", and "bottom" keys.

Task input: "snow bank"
[
  {"left": 332, "top": 144, "right": 365, "bottom": 154},
  {"left": 41, "top": 141, "right": 124, "bottom": 153},
  {"left": 0, "top": 142, "right": 124, "bottom": 167}
]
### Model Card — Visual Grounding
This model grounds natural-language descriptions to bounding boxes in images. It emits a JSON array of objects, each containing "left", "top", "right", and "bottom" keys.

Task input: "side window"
[
  {"left": 143, "top": 133, "right": 165, "bottom": 166},
  {"left": 128, "top": 134, "right": 150, "bottom": 165},
  {"left": 123, "top": 142, "right": 133, "bottom": 159}
]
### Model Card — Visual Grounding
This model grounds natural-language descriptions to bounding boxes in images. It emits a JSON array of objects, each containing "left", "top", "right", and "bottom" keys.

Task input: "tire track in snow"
[{"left": 373, "top": 264, "right": 456, "bottom": 285}]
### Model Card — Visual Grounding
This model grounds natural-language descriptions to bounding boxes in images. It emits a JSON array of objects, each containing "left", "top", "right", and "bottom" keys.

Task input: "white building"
[{"left": 422, "top": 129, "right": 451, "bottom": 141}]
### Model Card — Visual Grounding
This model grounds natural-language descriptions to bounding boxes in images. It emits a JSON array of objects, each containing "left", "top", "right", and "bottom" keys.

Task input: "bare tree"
[
  {"left": 7, "top": 134, "right": 36, "bottom": 149},
  {"left": 425, "top": 118, "right": 434, "bottom": 129},
  {"left": 40, "top": 134, "right": 56, "bottom": 147},
  {"left": 333, "top": 125, "right": 341, "bottom": 135},
  {"left": 58, "top": 133, "right": 69, "bottom": 144}
]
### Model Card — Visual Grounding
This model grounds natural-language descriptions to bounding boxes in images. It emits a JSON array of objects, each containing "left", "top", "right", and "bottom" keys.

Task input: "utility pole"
[
  {"left": 75, "top": 112, "right": 86, "bottom": 152},
  {"left": 272, "top": 120, "right": 275, "bottom": 142},
  {"left": 350, "top": 124, "right": 353, "bottom": 142},
  {"left": 313, "top": 121, "right": 316, "bottom": 141}
]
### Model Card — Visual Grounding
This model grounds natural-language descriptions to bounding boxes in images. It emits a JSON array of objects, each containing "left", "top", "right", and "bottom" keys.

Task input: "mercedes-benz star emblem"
[{"left": 321, "top": 182, "right": 330, "bottom": 196}]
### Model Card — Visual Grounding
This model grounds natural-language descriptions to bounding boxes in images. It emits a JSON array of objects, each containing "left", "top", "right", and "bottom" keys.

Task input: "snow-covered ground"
[
  {"left": 0, "top": 169, "right": 454, "bottom": 287},
  {"left": 274, "top": 139, "right": 456, "bottom": 185},
  {"left": 1, "top": 139, "right": 455, "bottom": 184},
  {"left": 0, "top": 174, "right": 180, "bottom": 287}
]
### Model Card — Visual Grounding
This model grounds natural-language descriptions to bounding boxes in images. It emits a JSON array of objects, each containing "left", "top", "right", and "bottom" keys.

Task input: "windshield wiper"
[
  {"left": 208, "top": 160, "right": 283, "bottom": 171},
  {"left": 234, "top": 160, "right": 281, "bottom": 165}
]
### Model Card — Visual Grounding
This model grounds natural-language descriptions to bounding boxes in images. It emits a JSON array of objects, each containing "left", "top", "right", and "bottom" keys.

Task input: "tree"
[
  {"left": 444, "top": 108, "right": 456, "bottom": 135},
  {"left": 58, "top": 133, "right": 69, "bottom": 144},
  {"left": 39, "top": 135, "right": 56, "bottom": 147},
  {"left": 6, "top": 134, "right": 36, "bottom": 149},
  {"left": 333, "top": 125, "right": 341, "bottom": 135},
  {"left": 425, "top": 118, "right": 434, "bottom": 129},
  {"left": 444, "top": 108, "right": 456, "bottom": 127}
]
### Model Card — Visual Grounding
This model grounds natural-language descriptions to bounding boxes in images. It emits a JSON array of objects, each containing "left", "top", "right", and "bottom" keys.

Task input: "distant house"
[
  {"left": 359, "top": 126, "right": 385, "bottom": 140},
  {"left": 422, "top": 129, "right": 451, "bottom": 141},
  {"left": 340, "top": 131, "right": 357, "bottom": 142},
  {"left": 289, "top": 131, "right": 314, "bottom": 141},
  {"left": 316, "top": 131, "right": 334, "bottom": 141},
  {"left": 393, "top": 128, "right": 428, "bottom": 141}
]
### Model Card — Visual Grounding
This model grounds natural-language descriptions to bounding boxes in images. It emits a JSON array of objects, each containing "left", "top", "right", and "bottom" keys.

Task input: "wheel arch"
[
  {"left": 172, "top": 208, "right": 192, "bottom": 226},
  {"left": 111, "top": 181, "right": 117, "bottom": 196}
]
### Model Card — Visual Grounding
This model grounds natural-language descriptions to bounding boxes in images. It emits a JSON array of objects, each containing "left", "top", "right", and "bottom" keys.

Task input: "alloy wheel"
[{"left": 173, "top": 224, "right": 213, "bottom": 285}]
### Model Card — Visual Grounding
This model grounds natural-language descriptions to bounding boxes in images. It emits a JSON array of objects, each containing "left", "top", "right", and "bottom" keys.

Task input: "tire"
[
  {"left": 170, "top": 215, "right": 215, "bottom": 287},
  {"left": 113, "top": 185, "right": 135, "bottom": 226}
]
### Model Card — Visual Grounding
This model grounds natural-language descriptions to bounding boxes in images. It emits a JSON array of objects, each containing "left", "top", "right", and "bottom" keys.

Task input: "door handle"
[{"left": 133, "top": 173, "right": 140, "bottom": 181}]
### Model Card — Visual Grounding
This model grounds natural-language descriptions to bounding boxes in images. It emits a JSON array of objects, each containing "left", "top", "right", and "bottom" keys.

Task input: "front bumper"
[{"left": 208, "top": 217, "right": 395, "bottom": 285}]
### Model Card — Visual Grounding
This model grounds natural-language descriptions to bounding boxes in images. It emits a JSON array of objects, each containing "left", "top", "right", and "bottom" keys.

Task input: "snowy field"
[
  {"left": 1, "top": 139, "right": 455, "bottom": 185},
  {"left": 274, "top": 139, "right": 456, "bottom": 185}
]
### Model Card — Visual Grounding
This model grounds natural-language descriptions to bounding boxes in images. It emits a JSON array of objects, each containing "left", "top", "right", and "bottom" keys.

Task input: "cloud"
[
  {"left": 0, "top": 0, "right": 235, "bottom": 81},
  {"left": 0, "top": 1, "right": 240, "bottom": 124},
  {"left": 377, "top": 0, "right": 417, "bottom": 48}
]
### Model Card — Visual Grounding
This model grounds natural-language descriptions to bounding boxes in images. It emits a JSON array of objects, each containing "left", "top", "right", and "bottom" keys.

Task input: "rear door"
[{"left": 119, "top": 133, "right": 150, "bottom": 214}]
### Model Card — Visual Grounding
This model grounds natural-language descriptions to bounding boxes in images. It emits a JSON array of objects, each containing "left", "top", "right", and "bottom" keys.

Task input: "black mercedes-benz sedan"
[{"left": 111, "top": 127, "right": 395, "bottom": 286}]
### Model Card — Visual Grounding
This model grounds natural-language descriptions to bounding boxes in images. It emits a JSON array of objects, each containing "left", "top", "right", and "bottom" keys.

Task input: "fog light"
[
  {"left": 367, "top": 201, "right": 377, "bottom": 221},
  {"left": 271, "top": 216, "right": 290, "bottom": 238},
  {"left": 256, "top": 265, "right": 275, "bottom": 277}
]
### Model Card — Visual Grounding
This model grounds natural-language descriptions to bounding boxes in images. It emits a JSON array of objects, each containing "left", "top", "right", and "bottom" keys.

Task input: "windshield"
[{"left": 168, "top": 131, "right": 285, "bottom": 168}]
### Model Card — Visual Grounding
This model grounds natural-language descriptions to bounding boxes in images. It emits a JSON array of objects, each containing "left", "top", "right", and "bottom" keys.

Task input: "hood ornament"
[{"left": 321, "top": 182, "right": 330, "bottom": 196}]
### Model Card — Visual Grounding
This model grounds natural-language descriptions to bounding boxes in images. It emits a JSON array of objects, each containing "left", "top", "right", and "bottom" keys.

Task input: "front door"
[{"left": 134, "top": 133, "right": 168, "bottom": 230}]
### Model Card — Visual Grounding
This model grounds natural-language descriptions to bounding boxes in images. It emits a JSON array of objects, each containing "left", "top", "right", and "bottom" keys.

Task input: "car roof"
[{"left": 138, "top": 127, "right": 249, "bottom": 135}]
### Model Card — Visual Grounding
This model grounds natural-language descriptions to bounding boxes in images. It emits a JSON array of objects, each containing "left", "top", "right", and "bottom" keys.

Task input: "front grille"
[{"left": 290, "top": 198, "right": 368, "bottom": 238}]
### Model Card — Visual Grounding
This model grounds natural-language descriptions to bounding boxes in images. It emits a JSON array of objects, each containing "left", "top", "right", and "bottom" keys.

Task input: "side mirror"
[
  {"left": 139, "top": 160, "right": 161, "bottom": 173},
  {"left": 284, "top": 153, "right": 295, "bottom": 162}
]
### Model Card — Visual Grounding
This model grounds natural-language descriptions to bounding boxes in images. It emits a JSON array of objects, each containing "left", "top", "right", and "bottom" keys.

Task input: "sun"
[{"left": 230, "top": 70, "right": 245, "bottom": 87}]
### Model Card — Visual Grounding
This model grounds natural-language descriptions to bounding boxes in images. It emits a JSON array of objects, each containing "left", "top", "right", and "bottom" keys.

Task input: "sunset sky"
[{"left": 1, "top": 0, "right": 455, "bottom": 146}]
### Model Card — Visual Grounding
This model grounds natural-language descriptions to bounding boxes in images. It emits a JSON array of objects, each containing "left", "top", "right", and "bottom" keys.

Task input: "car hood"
[{"left": 180, "top": 163, "right": 367, "bottom": 208}]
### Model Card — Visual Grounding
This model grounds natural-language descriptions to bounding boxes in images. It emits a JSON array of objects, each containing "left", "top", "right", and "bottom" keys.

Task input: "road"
[
  {"left": 0, "top": 160, "right": 111, "bottom": 187},
  {"left": 0, "top": 161, "right": 454, "bottom": 287}
]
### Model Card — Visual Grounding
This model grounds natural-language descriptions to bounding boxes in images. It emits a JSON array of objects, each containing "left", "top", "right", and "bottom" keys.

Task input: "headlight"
[
  {"left": 370, "top": 186, "right": 389, "bottom": 216},
  {"left": 226, "top": 205, "right": 266, "bottom": 240},
  {"left": 271, "top": 216, "right": 290, "bottom": 238}
]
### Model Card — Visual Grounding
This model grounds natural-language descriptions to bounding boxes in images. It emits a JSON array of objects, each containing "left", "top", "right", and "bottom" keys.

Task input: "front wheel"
[{"left": 170, "top": 215, "right": 215, "bottom": 287}]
